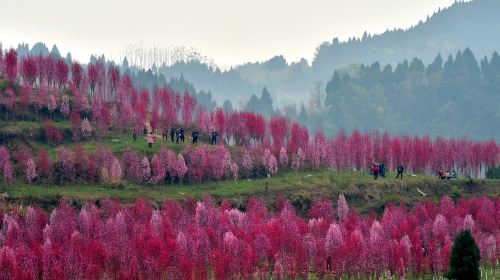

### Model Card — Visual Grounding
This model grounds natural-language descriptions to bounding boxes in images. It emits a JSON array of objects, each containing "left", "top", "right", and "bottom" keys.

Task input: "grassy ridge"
[{"left": 2, "top": 170, "right": 499, "bottom": 214}]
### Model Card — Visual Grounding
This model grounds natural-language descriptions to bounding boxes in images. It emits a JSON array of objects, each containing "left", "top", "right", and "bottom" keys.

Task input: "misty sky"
[{"left": 0, "top": 0, "right": 457, "bottom": 67}]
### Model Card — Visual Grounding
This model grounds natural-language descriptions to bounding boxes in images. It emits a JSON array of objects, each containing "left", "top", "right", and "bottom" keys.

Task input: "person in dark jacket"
[
  {"left": 176, "top": 128, "right": 181, "bottom": 143},
  {"left": 170, "top": 127, "right": 175, "bottom": 143},
  {"left": 179, "top": 128, "right": 185, "bottom": 143},
  {"left": 396, "top": 163, "right": 404, "bottom": 180},
  {"left": 211, "top": 131, "right": 218, "bottom": 145},
  {"left": 379, "top": 160, "right": 386, "bottom": 178},
  {"left": 192, "top": 129, "right": 199, "bottom": 144}
]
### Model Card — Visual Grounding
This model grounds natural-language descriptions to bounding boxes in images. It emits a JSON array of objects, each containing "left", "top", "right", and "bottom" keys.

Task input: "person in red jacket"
[
  {"left": 372, "top": 162, "right": 380, "bottom": 180},
  {"left": 438, "top": 168, "right": 445, "bottom": 179}
]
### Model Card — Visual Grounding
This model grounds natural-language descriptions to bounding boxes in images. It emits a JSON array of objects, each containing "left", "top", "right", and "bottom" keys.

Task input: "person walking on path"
[
  {"left": 147, "top": 132, "right": 154, "bottom": 148},
  {"left": 396, "top": 163, "right": 404, "bottom": 180}
]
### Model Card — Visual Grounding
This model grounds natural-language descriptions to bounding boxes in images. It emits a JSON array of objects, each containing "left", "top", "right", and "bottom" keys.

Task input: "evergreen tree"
[
  {"left": 259, "top": 87, "right": 274, "bottom": 117},
  {"left": 298, "top": 103, "right": 308, "bottom": 124},
  {"left": 445, "top": 230, "right": 481, "bottom": 280},
  {"left": 244, "top": 87, "right": 274, "bottom": 117},
  {"left": 197, "top": 91, "right": 217, "bottom": 111},
  {"left": 122, "top": 57, "right": 130, "bottom": 71},
  {"left": 50, "top": 44, "right": 62, "bottom": 59},
  {"left": 222, "top": 100, "right": 233, "bottom": 112}
]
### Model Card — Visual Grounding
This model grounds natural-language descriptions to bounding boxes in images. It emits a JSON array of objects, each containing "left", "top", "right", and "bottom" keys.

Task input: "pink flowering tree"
[
  {"left": 182, "top": 92, "right": 197, "bottom": 128},
  {"left": 210, "top": 145, "right": 231, "bottom": 180},
  {"left": 71, "top": 62, "right": 83, "bottom": 90},
  {"left": 4, "top": 88, "right": 16, "bottom": 118},
  {"left": 56, "top": 147, "right": 75, "bottom": 184},
  {"left": 140, "top": 157, "right": 151, "bottom": 184},
  {"left": 60, "top": 95, "right": 70, "bottom": 117},
  {"left": 47, "top": 93, "right": 58, "bottom": 118},
  {"left": 263, "top": 148, "right": 278, "bottom": 176},
  {"left": 279, "top": 147, "right": 288, "bottom": 167},
  {"left": 55, "top": 59, "right": 69, "bottom": 89},
  {"left": 110, "top": 157, "right": 122, "bottom": 186},
  {"left": 81, "top": 118, "right": 92, "bottom": 138},
  {"left": 291, "top": 148, "right": 305, "bottom": 173},
  {"left": 26, "top": 158, "right": 37, "bottom": 183},
  {"left": 4, "top": 48, "right": 17, "bottom": 82},
  {"left": 38, "top": 149, "right": 52, "bottom": 182},
  {"left": 337, "top": 193, "right": 349, "bottom": 221},
  {"left": 21, "top": 55, "right": 38, "bottom": 86},
  {"left": 150, "top": 154, "right": 166, "bottom": 184},
  {"left": 241, "top": 148, "right": 253, "bottom": 178},
  {"left": 159, "top": 147, "right": 177, "bottom": 184},
  {"left": 176, "top": 154, "right": 188, "bottom": 185},
  {"left": 0, "top": 146, "right": 10, "bottom": 165},
  {"left": 229, "top": 162, "right": 239, "bottom": 182},
  {"left": 195, "top": 106, "right": 211, "bottom": 135},
  {"left": 3, "top": 161, "right": 14, "bottom": 186},
  {"left": 270, "top": 116, "right": 288, "bottom": 153}
]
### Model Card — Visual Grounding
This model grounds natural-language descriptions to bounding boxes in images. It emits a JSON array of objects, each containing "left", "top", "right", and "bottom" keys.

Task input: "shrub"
[{"left": 445, "top": 230, "right": 481, "bottom": 280}]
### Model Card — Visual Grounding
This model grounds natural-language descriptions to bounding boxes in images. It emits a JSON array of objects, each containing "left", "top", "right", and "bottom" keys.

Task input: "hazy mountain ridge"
[
  {"left": 312, "top": 0, "right": 500, "bottom": 81},
  {"left": 154, "top": 0, "right": 500, "bottom": 105}
]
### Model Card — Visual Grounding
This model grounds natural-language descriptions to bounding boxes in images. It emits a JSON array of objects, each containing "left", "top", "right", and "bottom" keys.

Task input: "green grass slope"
[{"left": 2, "top": 170, "right": 499, "bottom": 215}]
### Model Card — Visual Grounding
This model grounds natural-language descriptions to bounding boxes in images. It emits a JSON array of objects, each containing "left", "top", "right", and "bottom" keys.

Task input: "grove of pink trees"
[
  {"left": 1, "top": 51, "right": 499, "bottom": 186},
  {"left": 0, "top": 195, "right": 497, "bottom": 279},
  {"left": 2, "top": 127, "right": 499, "bottom": 186}
]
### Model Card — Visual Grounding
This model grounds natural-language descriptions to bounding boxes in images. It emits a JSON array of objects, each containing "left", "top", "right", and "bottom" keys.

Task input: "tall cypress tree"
[{"left": 445, "top": 230, "right": 481, "bottom": 280}]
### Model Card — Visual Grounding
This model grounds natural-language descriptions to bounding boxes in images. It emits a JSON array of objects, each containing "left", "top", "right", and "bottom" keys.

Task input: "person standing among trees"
[
  {"left": 176, "top": 128, "right": 181, "bottom": 143},
  {"left": 147, "top": 132, "right": 154, "bottom": 148},
  {"left": 179, "top": 128, "right": 185, "bottom": 143},
  {"left": 211, "top": 131, "right": 218, "bottom": 145},
  {"left": 379, "top": 160, "right": 386, "bottom": 178},
  {"left": 372, "top": 162, "right": 379, "bottom": 180},
  {"left": 192, "top": 129, "right": 199, "bottom": 144},
  {"left": 438, "top": 168, "right": 445, "bottom": 179},
  {"left": 396, "top": 163, "right": 404, "bottom": 180},
  {"left": 170, "top": 127, "right": 175, "bottom": 143}
]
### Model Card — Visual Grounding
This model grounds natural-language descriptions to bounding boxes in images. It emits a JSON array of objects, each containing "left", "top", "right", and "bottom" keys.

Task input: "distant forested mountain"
[
  {"left": 312, "top": 0, "right": 500, "bottom": 82},
  {"left": 303, "top": 49, "right": 500, "bottom": 140}
]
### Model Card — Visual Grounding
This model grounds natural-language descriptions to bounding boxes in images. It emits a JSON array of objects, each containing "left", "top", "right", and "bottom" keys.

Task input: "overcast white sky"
[{"left": 0, "top": 0, "right": 457, "bottom": 67}]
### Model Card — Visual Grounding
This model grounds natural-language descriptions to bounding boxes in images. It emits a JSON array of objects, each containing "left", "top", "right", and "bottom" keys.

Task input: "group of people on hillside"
[
  {"left": 136, "top": 127, "right": 219, "bottom": 148},
  {"left": 370, "top": 161, "right": 460, "bottom": 181},
  {"left": 438, "top": 168, "right": 458, "bottom": 180},
  {"left": 371, "top": 160, "right": 405, "bottom": 180},
  {"left": 168, "top": 127, "right": 185, "bottom": 144}
]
